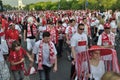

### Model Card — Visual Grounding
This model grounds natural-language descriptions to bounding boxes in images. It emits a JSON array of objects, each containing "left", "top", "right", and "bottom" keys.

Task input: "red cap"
[{"left": 104, "top": 23, "right": 110, "bottom": 29}]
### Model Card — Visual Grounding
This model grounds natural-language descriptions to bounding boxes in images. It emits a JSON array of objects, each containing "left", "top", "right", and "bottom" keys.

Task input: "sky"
[{"left": 2, "top": 0, "right": 58, "bottom": 7}]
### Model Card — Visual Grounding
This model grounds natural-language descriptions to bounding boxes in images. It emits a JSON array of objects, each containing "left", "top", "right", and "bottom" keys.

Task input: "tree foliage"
[
  {"left": 2, "top": 0, "right": 120, "bottom": 11},
  {"left": 3, "top": 4, "right": 13, "bottom": 11},
  {"left": 0, "top": 0, "right": 3, "bottom": 11}
]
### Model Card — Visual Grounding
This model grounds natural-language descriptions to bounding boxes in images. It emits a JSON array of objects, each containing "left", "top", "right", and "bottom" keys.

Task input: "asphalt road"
[{"left": 9, "top": 41, "right": 72, "bottom": 80}]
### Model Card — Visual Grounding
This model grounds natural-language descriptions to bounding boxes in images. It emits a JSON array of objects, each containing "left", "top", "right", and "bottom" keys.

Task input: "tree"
[
  {"left": 22, "top": 0, "right": 120, "bottom": 11},
  {"left": 24, "top": 5, "right": 30, "bottom": 11},
  {"left": 100, "top": 0, "right": 117, "bottom": 9},
  {"left": 59, "top": 0, "right": 70, "bottom": 10},
  {"left": 71, "top": 0, "right": 82, "bottom": 10},
  {"left": 111, "top": 0, "right": 120, "bottom": 11},
  {"left": 35, "top": 5, "right": 42, "bottom": 10},
  {"left": 3, "top": 5, "right": 13, "bottom": 10},
  {"left": 46, "top": 2, "right": 53, "bottom": 10},
  {"left": 0, "top": 0, "right": 3, "bottom": 11}
]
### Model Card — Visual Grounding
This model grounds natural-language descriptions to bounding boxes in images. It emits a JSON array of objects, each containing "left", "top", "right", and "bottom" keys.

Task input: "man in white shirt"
[
  {"left": 38, "top": 24, "right": 47, "bottom": 40},
  {"left": 71, "top": 23, "right": 88, "bottom": 80},
  {"left": 97, "top": 23, "right": 115, "bottom": 71},
  {"left": 97, "top": 23, "right": 115, "bottom": 48},
  {"left": 65, "top": 19, "right": 76, "bottom": 61},
  {"left": 32, "top": 31, "right": 57, "bottom": 80}
]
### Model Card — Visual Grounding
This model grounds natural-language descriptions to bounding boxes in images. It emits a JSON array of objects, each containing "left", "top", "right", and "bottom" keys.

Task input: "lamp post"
[
  {"left": 85, "top": 0, "right": 88, "bottom": 10},
  {"left": 58, "top": 0, "right": 60, "bottom": 10}
]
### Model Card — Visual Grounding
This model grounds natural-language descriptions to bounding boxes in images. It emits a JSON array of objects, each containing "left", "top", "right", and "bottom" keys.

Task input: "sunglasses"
[
  {"left": 79, "top": 28, "right": 84, "bottom": 30},
  {"left": 105, "top": 28, "right": 110, "bottom": 29}
]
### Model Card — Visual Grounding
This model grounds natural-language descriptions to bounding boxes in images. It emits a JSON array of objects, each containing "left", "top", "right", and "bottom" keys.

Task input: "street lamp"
[
  {"left": 58, "top": 0, "right": 60, "bottom": 10},
  {"left": 85, "top": 0, "right": 88, "bottom": 10}
]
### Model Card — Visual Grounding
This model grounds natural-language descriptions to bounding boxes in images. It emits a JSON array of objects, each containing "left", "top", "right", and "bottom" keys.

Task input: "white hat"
[{"left": 27, "top": 16, "right": 34, "bottom": 23}]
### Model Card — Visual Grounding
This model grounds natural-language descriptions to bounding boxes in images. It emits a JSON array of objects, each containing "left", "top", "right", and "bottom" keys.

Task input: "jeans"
[
  {"left": 12, "top": 70, "right": 24, "bottom": 80},
  {"left": 39, "top": 65, "right": 51, "bottom": 80}
]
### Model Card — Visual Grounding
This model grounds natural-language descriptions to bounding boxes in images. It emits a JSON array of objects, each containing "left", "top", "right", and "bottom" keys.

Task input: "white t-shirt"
[
  {"left": 90, "top": 17, "right": 97, "bottom": 27},
  {"left": 62, "top": 22, "right": 68, "bottom": 28},
  {"left": 90, "top": 60, "right": 105, "bottom": 80},
  {"left": 116, "top": 12, "right": 120, "bottom": 21},
  {"left": 98, "top": 24, "right": 104, "bottom": 30},
  {"left": 110, "top": 21, "right": 117, "bottom": 28},
  {"left": 0, "top": 28, "right": 5, "bottom": 39},
  {"left": 71, "top": 32, "right": 88, "bottom": 53},
  {"left": 32, "top": 40, "right": 57, "bottom": 67},
  {"left": 15, "top": 24, "right": 22, "bottom": 33},
  {"left": 38, "top": 26, "right": 46, "bottom": 39},
  {"left": 0, "top": 39, "right": 9, "bottom": 62},
  {"left": 65, "top": 26, "right": 76, "bottom": 35}
]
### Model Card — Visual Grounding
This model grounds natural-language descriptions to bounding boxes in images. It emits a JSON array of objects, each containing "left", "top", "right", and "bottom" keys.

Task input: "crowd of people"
[{"left": 0, "top": 9, "right": 120, "bottom": 80}]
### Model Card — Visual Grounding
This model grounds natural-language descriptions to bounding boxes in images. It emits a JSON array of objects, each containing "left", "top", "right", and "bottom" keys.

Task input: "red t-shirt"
[
  {"left": 8, "top": 47, "right": 26, "bottom": 71},
  {"left": 2, "top": 18, "right": 8, "bottom": 32},
  {"left": 5, "top": 29, "right": 19, "bottom": 40}
]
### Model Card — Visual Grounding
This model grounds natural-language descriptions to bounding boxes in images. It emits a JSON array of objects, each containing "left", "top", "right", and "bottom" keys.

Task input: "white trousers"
[{"left": 26, "top": 38, "right": 36, "bottom": 51}]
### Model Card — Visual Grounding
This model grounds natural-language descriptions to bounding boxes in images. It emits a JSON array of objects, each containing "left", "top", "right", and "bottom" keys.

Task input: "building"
[{"left": 18, "top": 0, "right": 25, "bottom": 10}]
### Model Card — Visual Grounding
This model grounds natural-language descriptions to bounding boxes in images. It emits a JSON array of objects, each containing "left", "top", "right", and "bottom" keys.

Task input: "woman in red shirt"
[{"left": 8, "top": 41, "right": 33, "bottom": 80}]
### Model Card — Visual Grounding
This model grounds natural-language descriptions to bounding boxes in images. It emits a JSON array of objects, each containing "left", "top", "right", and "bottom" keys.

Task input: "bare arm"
[
  {"left": 11, "top": 58, "right": 24, "bottom": 65},
  {"left": 24, "top": 29, "right": 26, "bottom": 41},
  {"left": 65, "top": 33, "right": 70, "bottom": 45},
  {"left": 53, "top": 55, "right": 57, "bottom": 72},
  {"left": 26, "top": 52, "right": 34, "bottom": 62},
  {"left": 71, "top": 46, "right": 76, "bottom": 64}
]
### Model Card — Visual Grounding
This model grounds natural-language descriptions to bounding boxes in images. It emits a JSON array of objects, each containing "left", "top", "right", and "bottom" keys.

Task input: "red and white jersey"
[
  {"left": 2, "top": 18, "right": 8, "bottom": 32},
  {"left": 8, "top": 47, "right": 26, "bottom": 70},
  {"left": 71, "top": 32, "right": 88, "bottom": 53},
  {"left": 97, "top": 32, "right": 115, "bottom": 46},
  {"left": 6, "top": 29, "right": 19, "bottom": 48},
  {"left": 6, "top": 29, "right": 19, "bottom": 40}
]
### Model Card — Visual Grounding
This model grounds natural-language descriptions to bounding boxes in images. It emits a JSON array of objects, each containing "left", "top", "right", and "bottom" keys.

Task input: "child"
[{"left": 8, "top": 40, "right": 33, "bottom": 80}]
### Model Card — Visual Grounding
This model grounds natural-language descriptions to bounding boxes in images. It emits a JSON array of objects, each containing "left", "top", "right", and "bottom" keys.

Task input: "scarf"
[
  {"left": 76, "top": 51, "right": 89, "bottom": 80},
  {"left": 100, "top": 49, "right": 120, "bottom": 73},
  {"left": 27, "top": 23, "right": 37, "bottom": 37},
  {"left": 38, "top": 40, "right": 56, "bottom": 70}
]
